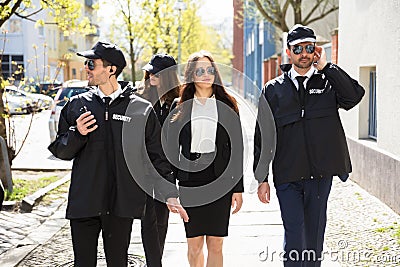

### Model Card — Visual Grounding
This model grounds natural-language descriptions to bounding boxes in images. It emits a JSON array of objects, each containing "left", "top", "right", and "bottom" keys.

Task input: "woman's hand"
[
  {"left": 231, "top": 192, "right": 243, "bottom": 214},
  {"left": 166, "top": 197, "right": 189, "bottom": 222}
]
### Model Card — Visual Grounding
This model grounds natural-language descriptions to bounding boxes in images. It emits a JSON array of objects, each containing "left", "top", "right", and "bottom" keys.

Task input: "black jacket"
[
  {"left": 48, "top": 82, "right": 177, "bottom": 219},
  {"left": 254, "top": 63, "right": 365, "bottom": 186},
  {"left": 166, "top": 98, "right": 244, "bottom": 193}
]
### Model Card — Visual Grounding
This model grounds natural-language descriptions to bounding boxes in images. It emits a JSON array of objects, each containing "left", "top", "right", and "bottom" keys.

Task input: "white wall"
[{"left": 339, "top": 0, "right": 400, "bottom": 157}]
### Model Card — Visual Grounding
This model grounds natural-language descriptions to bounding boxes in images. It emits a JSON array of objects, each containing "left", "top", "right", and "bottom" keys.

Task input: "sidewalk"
[
  {"left": 10, "top": 110, "right": 72, "bottom": 170},
  {"left": 8, "top": 176, "right": 400, "bottom": 267},
  {"left": 1, "top": 98, "right": 399, "bottom": 266}
]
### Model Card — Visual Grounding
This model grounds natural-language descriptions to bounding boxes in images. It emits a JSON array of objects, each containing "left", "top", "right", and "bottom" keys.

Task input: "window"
[
  {"left": 38, "top": 26, "right": 45, "bottom": 37},
  {"left": 368, "top": 70, "right": 377, "bottom": 139},
  {"left": 1, "top": 19, "right": 22, "bottom": 33},
  {"left": 9, "top": 19, "right": 22, "bottom": 33},
  {"left": 1, "top": 54, "right": 24, "bottom": 80}
]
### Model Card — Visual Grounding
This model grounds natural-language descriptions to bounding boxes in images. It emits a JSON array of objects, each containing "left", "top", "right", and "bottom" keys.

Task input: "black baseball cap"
[
  {"left": 142, "top": 54, "right": 177, "bottom": 74},
  {"left": 77, "top": 41, "right": 127, "bottom": 68},
  {"left": 287, "top": 24, "right": 316, "bottom": 46}
]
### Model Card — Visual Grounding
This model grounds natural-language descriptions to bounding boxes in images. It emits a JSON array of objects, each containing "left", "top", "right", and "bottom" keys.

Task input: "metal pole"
[{"left": 178, "top": 10, "right": 182, "bottom": 76}]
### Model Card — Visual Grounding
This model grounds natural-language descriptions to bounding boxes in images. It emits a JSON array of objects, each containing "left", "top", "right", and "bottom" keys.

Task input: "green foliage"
[
  {"left": 0, "top": 0, "right": 95, "bottom": 35},
  {"left": 5, "top": 176, "right": 59, "bottom": 201},
  {"left": 102, "top": 0, "right": 232, "bottom": 80}
]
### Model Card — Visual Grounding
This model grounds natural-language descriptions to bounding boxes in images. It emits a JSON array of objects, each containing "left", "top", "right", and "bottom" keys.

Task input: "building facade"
[
  {"left": 0, "top": 0, "right": 99, "bottom": 85},
  {"left": 338, "top": 0, "right": 400, "bottom": 213},
  {"left": 233, "top": 0, "right": 338, "bottom": 104}
]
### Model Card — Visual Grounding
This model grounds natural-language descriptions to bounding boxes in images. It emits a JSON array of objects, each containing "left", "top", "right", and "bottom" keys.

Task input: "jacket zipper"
[{"left": 299, "top": 80, "right": 314, "bottom": 180}]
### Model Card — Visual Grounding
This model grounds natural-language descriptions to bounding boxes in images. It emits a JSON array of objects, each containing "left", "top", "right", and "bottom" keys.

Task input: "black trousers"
[
  {"left": 70, "top": 214, "right": 133, "bottom": 267},
  {"left": 276, "top": 176, "right": 333, "bottom": 267},
  {"left": 141, "top": 194, "right": 170, "bottom": 267}
]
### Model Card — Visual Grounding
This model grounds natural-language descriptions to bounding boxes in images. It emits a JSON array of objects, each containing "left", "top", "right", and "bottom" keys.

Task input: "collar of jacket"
[
  {"left": 279, "top": 64, "right": 325, "bottom": 80},
  {"left": 87, "top": 81, "right": 136, "bottom": 101}
]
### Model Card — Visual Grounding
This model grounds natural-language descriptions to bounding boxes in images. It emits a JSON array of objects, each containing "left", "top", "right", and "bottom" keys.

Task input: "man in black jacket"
[
  {"left": 48, "top": 41, "right": 188, "bottom": 267},
  {"left": 254, "top": 25, "right": 365, "bottom": 266}
]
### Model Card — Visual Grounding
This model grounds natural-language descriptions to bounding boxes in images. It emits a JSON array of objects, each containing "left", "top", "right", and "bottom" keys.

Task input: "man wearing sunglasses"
[
  {"left": 254, "top": 25, "right": 365, "bottom": 266},
  {"left": 49, "top": 41, "right": 188, "bottom": 267}
]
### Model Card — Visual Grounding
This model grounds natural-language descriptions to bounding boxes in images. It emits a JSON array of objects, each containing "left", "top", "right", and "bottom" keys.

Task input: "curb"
[
  {"left": 20, "top": 174, "right": 70, "bottom": 212},
  {"left": 0, "top": 203, "right": 69, "bottom": 267},
  {"left": 0, "top": 173, "right": 70, "bottom": 267},
  {"left": 11, "top": 168, "right": 72, "bottom": 172}
]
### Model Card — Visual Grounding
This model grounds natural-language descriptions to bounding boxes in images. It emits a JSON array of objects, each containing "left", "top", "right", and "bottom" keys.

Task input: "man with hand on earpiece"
[{"left": 48, "top": 41, "right": 188, "bottom": 267}]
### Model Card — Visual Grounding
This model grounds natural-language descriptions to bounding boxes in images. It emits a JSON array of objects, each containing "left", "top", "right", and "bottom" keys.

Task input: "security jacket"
[
  {"left": 254, "top": 63, "right": 365, "bottom": 186},
  {"left": 48, "top": 82, "right": 177, "bottom": 219}
]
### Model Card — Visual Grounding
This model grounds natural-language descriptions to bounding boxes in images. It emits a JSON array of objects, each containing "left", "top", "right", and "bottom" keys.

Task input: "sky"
[{"left": 198, "top": 0, "right": 233, "bottom": 25}]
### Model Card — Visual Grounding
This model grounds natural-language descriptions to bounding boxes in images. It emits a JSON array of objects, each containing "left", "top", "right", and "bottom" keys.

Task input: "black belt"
[{"left": 189, "top": 152, "right": 216, "bottom": 164}]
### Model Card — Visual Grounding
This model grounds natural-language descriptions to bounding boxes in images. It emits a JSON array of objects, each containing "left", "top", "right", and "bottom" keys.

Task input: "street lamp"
[{"left": 173, "top": 0, "right": 187, "bottom": 76}]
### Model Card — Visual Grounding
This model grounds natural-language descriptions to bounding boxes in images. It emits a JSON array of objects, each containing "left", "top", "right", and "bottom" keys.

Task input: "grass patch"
[
  {"left": 41, "top": 181, "right": 70, "bottom": 206},
  {"left": 375, "top": 226, "right": 394, "bottom": 233},
  {"left": 355, "top": 192, "right": 363, "bottom": 200},
  {"left": 5, "top": 176, "right": 60, "bottom": 201},
  {"left": 394, "top": 227, "right": 400, "bottom": 245}
]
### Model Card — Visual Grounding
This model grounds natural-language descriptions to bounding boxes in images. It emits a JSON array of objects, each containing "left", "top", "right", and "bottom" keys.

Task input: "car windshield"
[
  {"left": 20, "top": 83, "right": 62, "bottom": 97},
  {"left": 57, "top": 87, "right": 88, "bottom": 106}
]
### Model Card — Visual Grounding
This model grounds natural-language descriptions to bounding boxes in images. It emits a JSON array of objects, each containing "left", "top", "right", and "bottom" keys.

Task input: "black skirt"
[{"left": 179, "top": 159, "right": 233, "bottom": 238}]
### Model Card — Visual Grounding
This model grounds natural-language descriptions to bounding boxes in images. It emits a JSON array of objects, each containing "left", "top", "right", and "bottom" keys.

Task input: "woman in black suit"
[
  {"left": 166, "top": 50, "right": 244, "bottom": 267},
  {"left": 138, "top": 53, "right": 180, "bottom": 267}
]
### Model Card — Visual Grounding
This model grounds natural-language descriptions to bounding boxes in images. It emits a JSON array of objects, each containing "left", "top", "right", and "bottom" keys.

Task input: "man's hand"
[
  {"left": 314, "top": 46, "right": 328, "bottom": 71},
  {"left": 76, "top": 111, "right": 97, "bottom": 135},
  {"left": 231, "top": 192, "right": 243, "bottom": 214},
  {"left": 166, "top": 197, "right": 189, "bottom": 222},
  {"left": 257, "top": 182, "right": 271, "bottom": 204}
]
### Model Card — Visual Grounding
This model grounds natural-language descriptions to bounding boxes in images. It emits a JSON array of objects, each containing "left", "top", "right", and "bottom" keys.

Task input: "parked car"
[
  {"left": 5, "top": 85, "right": 53, "bottom": 112},
  {"left": 3, "top": 86, "right": 36, "bottom": 115},
  {"left": 49, "top": 80, "right": 89, "bottom": 142},
  {"left": 19, "top": 82, "right": 62, "bottom": 98}
]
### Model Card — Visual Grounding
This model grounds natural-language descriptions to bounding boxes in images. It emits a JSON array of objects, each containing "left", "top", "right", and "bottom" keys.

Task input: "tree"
[
  {"left": 250, "top": 0, "right": 338, "bottom": 32},
  {"left": 0, "top": 0, "right": 94, "bottom": 181},
  {"left": 103, "top": 0, "right": 149, "bottom": 81},
  {"left": 0, "top": 0, "right": 92, "bottom": 31},
  {"left": 103, "top": 0, "right": 232, "bottom": 81}
]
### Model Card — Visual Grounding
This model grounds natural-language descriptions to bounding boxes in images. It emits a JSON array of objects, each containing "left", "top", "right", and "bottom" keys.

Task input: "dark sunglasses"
[
  {"left": 84, "top": 59, "right": 96, "bottom": 70},
  {"left": 195, "top": 66, "right": 216, "bottom": 77},
  {"left": 292, "top": 44, "right": 315, "bottom": 55}
]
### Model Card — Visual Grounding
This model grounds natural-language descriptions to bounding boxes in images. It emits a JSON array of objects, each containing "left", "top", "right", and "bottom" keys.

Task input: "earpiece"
[{"left": 109, "top": 68, "right": 113, "bottom": 73}]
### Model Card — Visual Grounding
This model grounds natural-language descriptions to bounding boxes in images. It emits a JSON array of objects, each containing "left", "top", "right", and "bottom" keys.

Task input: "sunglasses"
[
  {"left": 292, "top": 44, "right": 315, "bottom": 55},
  {"left": 195, "top": 66, "right": 216, "bottom": 77},
  {"left": 84, "top": 59, "right": 96, "bottom": 70}
]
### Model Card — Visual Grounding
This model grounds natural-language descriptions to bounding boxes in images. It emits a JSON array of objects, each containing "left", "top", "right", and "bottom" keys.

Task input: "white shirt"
[
  {"left": 289, "top": 66, "right": 316, "bottom": 90},
  {"left": 96, "top": 84, "right": 123, "bottom": 104},
  {"left": 190, "top": 95, "right": 218, "bottom": 153}
]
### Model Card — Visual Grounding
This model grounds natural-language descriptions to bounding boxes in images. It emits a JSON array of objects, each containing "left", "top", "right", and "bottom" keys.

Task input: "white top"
[
  {"left": 96, "top": 84, "right": 122, "bottom": 104},
  {"left": 289, "top": 66, "right": 316, "bottom": 90},
  {"left": 190, "top": 95, "right": 218, "bottom": 153}
]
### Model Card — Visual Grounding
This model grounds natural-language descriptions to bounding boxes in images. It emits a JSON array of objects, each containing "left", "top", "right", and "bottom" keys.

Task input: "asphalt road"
[{"left": 8, "top": 110, "right": 72, "bottom": 170}]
